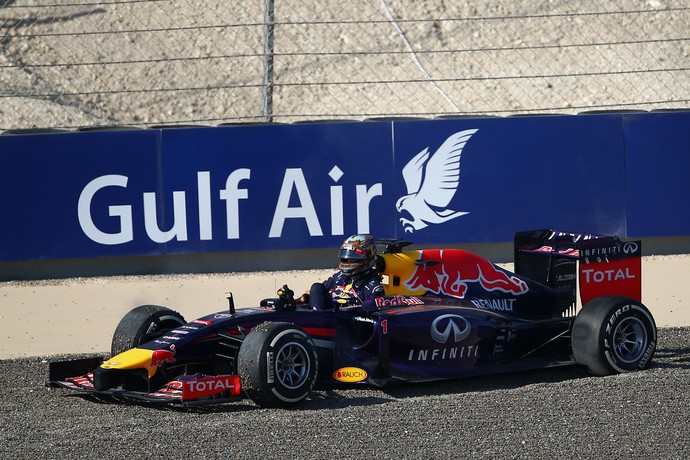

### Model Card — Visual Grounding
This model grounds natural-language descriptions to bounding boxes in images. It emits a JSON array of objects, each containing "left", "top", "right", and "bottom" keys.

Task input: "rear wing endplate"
[{"left": 515, "top": 229, "right": 642, "bottom": 306}]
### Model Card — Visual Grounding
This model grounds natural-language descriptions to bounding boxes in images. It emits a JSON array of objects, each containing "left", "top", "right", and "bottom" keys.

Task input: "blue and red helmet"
[{"left": 338, "top": 234, "right": 377, "bottom": 277}]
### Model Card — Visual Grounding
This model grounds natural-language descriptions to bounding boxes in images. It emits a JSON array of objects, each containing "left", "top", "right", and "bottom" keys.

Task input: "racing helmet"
[{"left": 338, "top": 234, "right": 377, "bottom": 277}]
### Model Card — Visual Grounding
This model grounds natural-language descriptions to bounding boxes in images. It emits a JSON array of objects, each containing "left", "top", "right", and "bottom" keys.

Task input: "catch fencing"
[{"left": 0, "top": 0, "right": 688, "bottom": 130}]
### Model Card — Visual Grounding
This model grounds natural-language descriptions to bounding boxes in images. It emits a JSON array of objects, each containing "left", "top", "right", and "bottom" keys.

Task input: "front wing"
[{"left": 49, "top": 357, "right": 242, "bottom": 406}]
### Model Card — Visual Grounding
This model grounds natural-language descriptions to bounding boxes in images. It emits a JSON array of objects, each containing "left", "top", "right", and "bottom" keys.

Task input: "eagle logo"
[{"left": 396, "top": 129, "right": 478, "bottom": 233}]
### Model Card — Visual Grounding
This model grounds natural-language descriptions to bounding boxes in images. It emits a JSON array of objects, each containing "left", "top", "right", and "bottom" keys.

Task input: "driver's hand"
[{"left": 298, "top": 293, "right": 310, "bottom": 304}]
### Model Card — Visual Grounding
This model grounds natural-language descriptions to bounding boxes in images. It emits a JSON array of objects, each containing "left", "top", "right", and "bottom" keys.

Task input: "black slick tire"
[
  {"left": 111, "top": 305, "right": 186, "bottom": 356},
  {"left": 572, "top": 296, "right": 656, "bottom": 376},
  {"left": 238, "top": 322, "right": 318, "bottom": 408}
]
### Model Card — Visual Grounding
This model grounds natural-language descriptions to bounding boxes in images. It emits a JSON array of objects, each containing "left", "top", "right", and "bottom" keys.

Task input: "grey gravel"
[{"left": 1, "top": 328, "right": 688, "bottom": 459}]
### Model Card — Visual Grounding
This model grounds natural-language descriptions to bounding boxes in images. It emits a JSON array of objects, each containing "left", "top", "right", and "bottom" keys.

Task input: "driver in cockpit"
[{"left": 300, "top": 234, "right": 385, "bottom": 309}]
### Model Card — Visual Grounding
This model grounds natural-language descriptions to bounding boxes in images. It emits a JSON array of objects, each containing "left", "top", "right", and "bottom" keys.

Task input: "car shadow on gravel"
[
  {"left": 650, "top": 347, "right": 690, "bottom": 369},
  {"left": 378, "top": 366, "right": 592, "bottom": 401},
  {"left": 297, "top": 365, "right": 594, "bottom": 410},
  {"left": 300, "top": 391, "right": 392, "bottom": 410}
]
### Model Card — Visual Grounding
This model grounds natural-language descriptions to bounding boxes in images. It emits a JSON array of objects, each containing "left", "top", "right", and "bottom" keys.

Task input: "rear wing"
[{"left": 514, "top": 229, "right": 642, "bottom": 313}]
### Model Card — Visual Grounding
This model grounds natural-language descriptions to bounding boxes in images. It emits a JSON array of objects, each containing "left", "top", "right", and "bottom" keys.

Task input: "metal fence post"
[{"left": 262, "top": 0, "right": 275, "bottom": 122}]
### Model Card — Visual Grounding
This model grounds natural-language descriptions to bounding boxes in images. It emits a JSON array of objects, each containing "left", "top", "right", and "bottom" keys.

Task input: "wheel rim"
[
  {"left": 275, "top": 342, "right": 310, "bottom": 389},
  {"left": 612, "top": 316, "right": 647, "bottom": 363}
]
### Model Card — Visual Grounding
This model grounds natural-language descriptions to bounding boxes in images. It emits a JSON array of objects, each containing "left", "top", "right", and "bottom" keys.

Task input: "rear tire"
[
  {"left": 238, "top": 322, "right": 318, "bottom": 408},
  {"left": 572, "top": 296, "right": 656, "bottom": 376},
  {"left": 111, "top": 305, "right": 186, "bottom": 356}
]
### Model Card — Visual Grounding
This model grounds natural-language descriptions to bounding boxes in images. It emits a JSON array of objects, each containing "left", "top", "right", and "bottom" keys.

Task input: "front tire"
[
  {"left": 238, "top": 322, "right": 318, "bottom": 408},
  {"left": 572, "top": 296, "right": 656, "bottom": 376},
  {"left": 111, "top": 305, "right": 186, "bottom": 356}
]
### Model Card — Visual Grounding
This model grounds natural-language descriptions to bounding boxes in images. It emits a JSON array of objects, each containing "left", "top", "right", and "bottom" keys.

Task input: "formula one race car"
[{"left": 49, "top": 229, "right": 657, "bottom": 407}]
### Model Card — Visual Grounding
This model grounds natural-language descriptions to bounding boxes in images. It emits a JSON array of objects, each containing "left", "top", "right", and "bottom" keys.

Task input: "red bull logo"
[
  {"left": 404, "top": 249, "right": 529, "bottom": 298},
  {"left": 151, "top": 345, "right": 176, "bottom": 367}
]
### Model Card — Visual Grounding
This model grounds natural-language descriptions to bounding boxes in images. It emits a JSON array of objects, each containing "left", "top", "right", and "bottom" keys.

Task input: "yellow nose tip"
[{"left": 101, "top": 348, "right": 159, "bottom": 378}]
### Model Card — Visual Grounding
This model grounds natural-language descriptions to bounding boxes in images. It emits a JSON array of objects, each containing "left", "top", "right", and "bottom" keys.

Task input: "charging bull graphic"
[
  {"left": 404, "top": 249, "right": 529, "bottom": 298},
  {"left": 151, "top": 344, "right": 177, "bottom": 367}
]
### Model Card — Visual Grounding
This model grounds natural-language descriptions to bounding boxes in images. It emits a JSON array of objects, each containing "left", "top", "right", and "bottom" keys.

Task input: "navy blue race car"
[{"left": 49, "top": 229, "right": 657, "bottom": 407}]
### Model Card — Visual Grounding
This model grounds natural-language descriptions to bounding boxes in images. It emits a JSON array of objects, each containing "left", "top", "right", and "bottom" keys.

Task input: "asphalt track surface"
[{"left": 1, "top": 328, "right": 688, "bottom": 459}]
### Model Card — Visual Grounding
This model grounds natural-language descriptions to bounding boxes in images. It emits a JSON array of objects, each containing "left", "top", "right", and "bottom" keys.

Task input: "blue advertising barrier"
[
  {"left": 0, "top": 111, "right": 688, "bottom": 262},
  {"left": 1, "top": 129, "right": 163, "bottom": 260},
  {"left": 391, "top": 115, "right": 627, "bottom": 243},
  {"left": 623, "top": 111, "right": 690, "bottom": 237}
]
